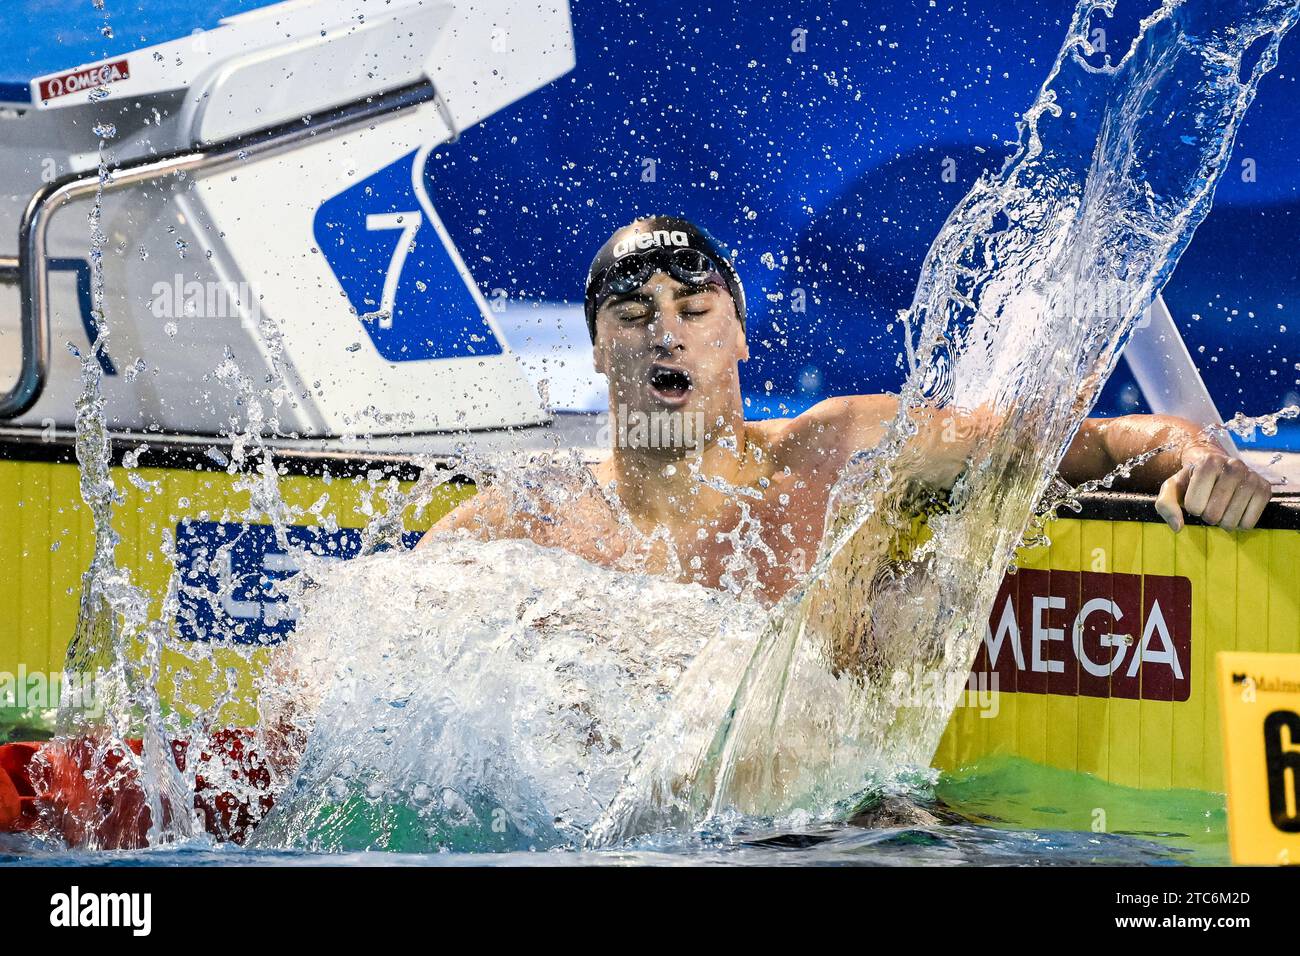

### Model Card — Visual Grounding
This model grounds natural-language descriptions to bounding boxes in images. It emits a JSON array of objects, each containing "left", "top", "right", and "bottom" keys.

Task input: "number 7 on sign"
[{"left": 365, "top": 211, "right": 423, "bottom": 329}]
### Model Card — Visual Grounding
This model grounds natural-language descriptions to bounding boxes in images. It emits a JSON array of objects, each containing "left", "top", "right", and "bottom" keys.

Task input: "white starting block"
[{"left": 0, "top": 0, "right": 574, "bottom": 436}]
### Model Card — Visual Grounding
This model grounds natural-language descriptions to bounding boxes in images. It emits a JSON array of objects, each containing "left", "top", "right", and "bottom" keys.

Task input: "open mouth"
[{"left": 647, "top": 363, "right": 693, "bottom": 403}]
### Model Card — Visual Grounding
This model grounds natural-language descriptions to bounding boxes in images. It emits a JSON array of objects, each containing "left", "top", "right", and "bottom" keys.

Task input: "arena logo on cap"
[
  {"left": 613, "top": 229, "right": 690, "bottom": 258},
  {"left": 37, "top": 59, "right": 131, "bottom": 101}
]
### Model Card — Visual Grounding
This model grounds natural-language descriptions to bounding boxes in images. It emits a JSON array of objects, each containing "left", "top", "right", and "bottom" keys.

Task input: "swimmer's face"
[{"left": 593, "top": 272, "right": 748, "bottom": 441}]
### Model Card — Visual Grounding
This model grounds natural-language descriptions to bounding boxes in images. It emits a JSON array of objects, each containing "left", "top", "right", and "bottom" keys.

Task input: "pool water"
[
  {"left": 0, "top": 756, "right": 1225, "bottom": 866},
  {"left": 934, "top": 757, "right": 1228, "bottom": 866}
]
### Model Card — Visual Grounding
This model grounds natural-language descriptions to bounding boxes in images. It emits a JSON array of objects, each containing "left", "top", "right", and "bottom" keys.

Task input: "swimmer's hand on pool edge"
[
  {"left": 1152, "top": 440, "right": 1274, "bottom": 533},
  {"left": 1060, "top": 415, "right": 1274, "bottom": 533}
]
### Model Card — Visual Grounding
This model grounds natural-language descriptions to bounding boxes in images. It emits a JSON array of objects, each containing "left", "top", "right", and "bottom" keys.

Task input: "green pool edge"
[{"left": 936, "top": 755, "right": 1229, "bottom": 865}]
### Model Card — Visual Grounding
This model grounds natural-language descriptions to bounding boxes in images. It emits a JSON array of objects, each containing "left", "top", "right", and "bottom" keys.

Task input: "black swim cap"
[{"left": 583, "top": 215, "right": 746, "bottom": 342}]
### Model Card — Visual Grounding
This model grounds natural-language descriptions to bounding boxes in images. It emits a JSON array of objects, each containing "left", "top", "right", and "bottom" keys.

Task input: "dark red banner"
[
  {"left": 37, "top": 59, "right": 130, "bottom": 101},
  {"left": 973, "top": 570, "right": 1192, "bottom": 701}
]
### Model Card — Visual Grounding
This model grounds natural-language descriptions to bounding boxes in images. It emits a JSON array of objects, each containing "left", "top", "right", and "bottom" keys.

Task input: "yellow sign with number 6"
[{"left": 1218, "top": 652, "right": 1300, "bottom": 865}]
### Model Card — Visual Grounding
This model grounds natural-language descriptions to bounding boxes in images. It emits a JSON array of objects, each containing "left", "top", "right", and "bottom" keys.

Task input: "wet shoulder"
[{"left": 751, "top": 394, "right": 898, "bottom": 473}]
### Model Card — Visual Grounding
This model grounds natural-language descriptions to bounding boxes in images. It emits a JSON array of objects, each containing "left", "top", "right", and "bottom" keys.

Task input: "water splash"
[
  {"left": 245, "top": 538, "right": 765, "bottom": 851},
  {"left": 587, "top": 0, "right": 1300, "bottom": 845},
  {"left": 47, "top": 10, "right": 188, "bottom": 847},
  {"left": 38, "top": 0, "right": 1298, "bottom": 855},
  {"left": 1221, "top": 403, "right": 1300, "bottom": 442}
]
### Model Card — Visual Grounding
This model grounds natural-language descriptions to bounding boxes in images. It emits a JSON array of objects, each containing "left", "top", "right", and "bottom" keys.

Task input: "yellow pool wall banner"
[
  {"left": 1, "top": 442, "right": 1298, "bottom": 805},
  {"left": 935, "top": 511, "right": 1300, "bottom": 795},
  {"left": 0, "top": 452, "right": 472, "bottom": 729}
]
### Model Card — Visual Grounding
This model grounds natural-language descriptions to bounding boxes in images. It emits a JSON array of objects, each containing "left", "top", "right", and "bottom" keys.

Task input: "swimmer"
[{"left": 419, "top": 214, "right": 1275, "bottom": 603}]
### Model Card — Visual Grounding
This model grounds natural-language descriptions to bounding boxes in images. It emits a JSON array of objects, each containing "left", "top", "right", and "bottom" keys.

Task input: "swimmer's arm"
[
  {"left": 781, "top": 393, "right": 897, "bottom": 457},
  {"left": 1060, "top": 415, "right": 1273, "bottom": 531}
]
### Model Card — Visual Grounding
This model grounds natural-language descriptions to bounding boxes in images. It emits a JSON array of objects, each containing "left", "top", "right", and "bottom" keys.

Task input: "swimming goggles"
[{"left": 588, "top": 247, "right": 725, "bottom": 306}]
